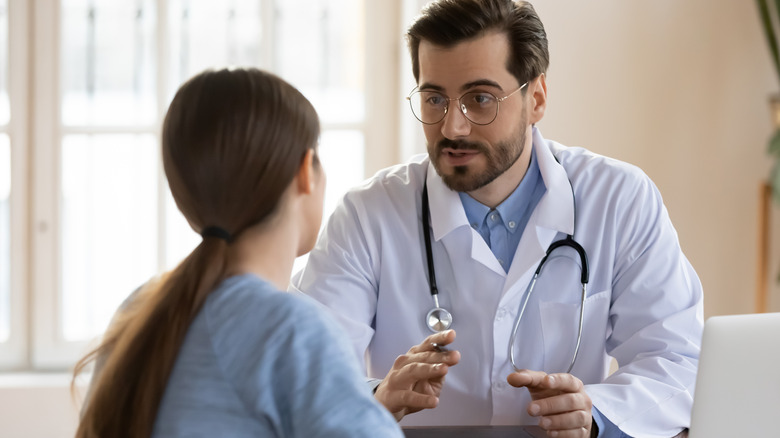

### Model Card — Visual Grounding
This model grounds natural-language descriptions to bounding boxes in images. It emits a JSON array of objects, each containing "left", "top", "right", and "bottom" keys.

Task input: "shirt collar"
[
  {"left": 458, "top": 147, "right": 542, "bottom": 234},
  {"left": 427, "top": 126, "right": 575, "bottom": 241}
]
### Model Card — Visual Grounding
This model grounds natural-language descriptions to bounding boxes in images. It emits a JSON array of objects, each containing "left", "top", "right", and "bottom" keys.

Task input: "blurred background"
[{"left": 0, "top": 0, "right": 778, "bottom": 436}]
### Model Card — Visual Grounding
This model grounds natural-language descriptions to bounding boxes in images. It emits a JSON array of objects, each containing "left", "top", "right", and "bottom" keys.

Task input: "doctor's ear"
[
  {"left": 528, "top": 73, "right": 547, "bottom": 125},
  {"left": 296, "top": 149, "right": 316, "bottom": 195}
]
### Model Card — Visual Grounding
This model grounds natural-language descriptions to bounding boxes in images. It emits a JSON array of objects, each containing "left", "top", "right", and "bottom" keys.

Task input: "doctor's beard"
[{"left": 429, "top": 129, "right": 526, "bottom": 193}]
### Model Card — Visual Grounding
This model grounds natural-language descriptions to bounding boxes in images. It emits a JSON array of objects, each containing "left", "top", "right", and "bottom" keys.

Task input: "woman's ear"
[
  {"left": 296, "top": 149, "right": 316, "bottom": 195},
  {"left": 528, "top": 73, "right": 547, "bottom": 125}
]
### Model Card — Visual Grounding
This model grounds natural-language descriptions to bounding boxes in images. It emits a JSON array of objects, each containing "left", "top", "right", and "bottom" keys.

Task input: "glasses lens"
[
  {"left": 409, "top": 91, "right": 447, "bottom": 124},
  {"left": 460, "top": 91, "right": 499, "bottom": 125}
]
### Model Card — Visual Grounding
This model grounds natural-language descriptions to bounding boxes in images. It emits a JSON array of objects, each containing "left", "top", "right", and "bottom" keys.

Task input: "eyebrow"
[
  {"left": 418, "top": 82, "right": 445, "bottom": 92},
  {"left": 418, "top": 79, "right": 504, "bottom": 93},
  {"left": 461, "top": 79, "right": 504, "bottom": 92}
]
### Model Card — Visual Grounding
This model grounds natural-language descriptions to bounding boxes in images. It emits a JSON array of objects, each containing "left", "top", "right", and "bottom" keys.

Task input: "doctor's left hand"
[{"left": 507, "top": 370, "right": 594, "bottom": 438}]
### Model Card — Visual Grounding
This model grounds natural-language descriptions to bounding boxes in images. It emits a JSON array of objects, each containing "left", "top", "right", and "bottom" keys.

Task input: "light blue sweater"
[{"left": 152, "top": 273, "right": 402, "bottom": 437}]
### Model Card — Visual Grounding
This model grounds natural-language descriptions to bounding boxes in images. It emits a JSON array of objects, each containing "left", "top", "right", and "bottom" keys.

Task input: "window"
[
  {"left": 0, "top": 0, "right": 9, "bottom": 345},
  {"left": 2, "top": 0, "right": 403, "bottom": 370}
]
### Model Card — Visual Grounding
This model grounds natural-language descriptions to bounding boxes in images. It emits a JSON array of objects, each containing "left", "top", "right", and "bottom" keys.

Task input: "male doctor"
[{"left": 292, "top": 1, "right": 702, "bottom": 437}]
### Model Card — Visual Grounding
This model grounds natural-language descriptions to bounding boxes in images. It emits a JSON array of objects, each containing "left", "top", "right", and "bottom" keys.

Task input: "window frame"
[
  {"left": 32, "top": 0, "right": 71, "bottom": 369},
  {"left": 0, "top": 0, "right": 30, "bottom": 370}
]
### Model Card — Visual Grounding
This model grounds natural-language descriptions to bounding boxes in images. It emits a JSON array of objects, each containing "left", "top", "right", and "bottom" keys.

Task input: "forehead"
[{"left": 417, "top": 31, "right": 517, "bottom": 92}]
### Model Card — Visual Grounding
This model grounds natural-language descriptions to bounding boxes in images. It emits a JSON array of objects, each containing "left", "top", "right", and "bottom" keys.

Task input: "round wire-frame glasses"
[{"left": 406, "top": 82, "right": 528, "bottom": 126}]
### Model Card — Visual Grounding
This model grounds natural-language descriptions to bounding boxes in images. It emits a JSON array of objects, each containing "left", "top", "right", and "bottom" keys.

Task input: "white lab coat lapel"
[
  {"left": 424, "top": 126, "right": 576, "bottom": 296},
  {"left": 426, "top": 162, "right": 505, "bottom": 276},
  {"left": 502, "top": 128, "right": 575, "bottom": 298}
]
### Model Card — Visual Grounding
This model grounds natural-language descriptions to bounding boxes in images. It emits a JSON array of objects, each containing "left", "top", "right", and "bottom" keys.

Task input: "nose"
[{"left": 440, "top": 102, "right": 472, "bottom": 139}]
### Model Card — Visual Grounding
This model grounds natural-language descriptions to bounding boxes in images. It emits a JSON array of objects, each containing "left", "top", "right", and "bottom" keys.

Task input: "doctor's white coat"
[{"left": 291, "top": 128, "right": 703, "bottom": 437}]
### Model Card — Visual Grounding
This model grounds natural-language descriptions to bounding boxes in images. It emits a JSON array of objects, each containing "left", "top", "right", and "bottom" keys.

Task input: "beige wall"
[{"left": 529, "top": 1, "right": 779, "bottom": 319}]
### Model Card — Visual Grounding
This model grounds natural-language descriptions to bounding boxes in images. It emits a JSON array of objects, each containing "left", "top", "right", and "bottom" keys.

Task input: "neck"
[
  {"left": 225, "top": 217, "right": 299, "bottom": 291},
  {"left": 467, "top": 141, "right": 533, "bottom": 209}
]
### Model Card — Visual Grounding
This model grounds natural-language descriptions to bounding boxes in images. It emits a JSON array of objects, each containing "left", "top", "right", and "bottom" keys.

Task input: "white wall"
[{"left": 0, "top": 374, "right": 83, "bottom": 437}]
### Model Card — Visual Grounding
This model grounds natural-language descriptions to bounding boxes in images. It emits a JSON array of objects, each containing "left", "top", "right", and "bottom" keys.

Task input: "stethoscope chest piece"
[{"left": 426, "top": 306, "right": 453, "bottom": 332}]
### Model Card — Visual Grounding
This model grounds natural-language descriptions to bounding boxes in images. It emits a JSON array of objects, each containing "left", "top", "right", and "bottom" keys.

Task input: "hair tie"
[{"left": 201, "top": 226, "right": 233, "bottom": 243}]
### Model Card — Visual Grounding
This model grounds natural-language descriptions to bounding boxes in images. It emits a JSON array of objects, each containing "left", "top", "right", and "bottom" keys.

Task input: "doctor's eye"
[
  {"left": 423, "top": 92, "right": 448, "bottom": 108},
  {"left": 463, "top": 92, "right": 497, "bottom": 108}
]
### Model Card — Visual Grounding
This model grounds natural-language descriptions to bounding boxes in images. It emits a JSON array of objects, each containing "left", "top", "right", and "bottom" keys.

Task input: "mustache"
[{"left": 435, "top": 138, "right": 486, "bottom": 152}]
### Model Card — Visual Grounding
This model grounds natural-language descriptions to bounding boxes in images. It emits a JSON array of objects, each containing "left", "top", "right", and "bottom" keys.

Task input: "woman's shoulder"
[
  {"left": 199, "top": 274, "right": 361, "bottom": 394},
  {"left": 203, "top": 274, "right": 338, "bottom": 344},
  {"left": 198, "top": 276, "right": 402, "bottom": 437}
]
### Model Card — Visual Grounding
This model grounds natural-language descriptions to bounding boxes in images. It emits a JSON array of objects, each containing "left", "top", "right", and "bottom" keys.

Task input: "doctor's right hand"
[{"left": 374, "top": 329, "right": 460, "bottom": 421}]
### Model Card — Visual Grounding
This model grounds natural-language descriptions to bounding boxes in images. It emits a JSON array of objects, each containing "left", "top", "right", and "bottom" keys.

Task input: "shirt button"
[
  {"left": 508, "top": 221, "right": 516, "bottom": 229},
  {"left": 492, "top": 380, "right": 504, "bottom": 391},
  {"left": 490, "top": 213, "right": 498, "bottom": 222},
  {"left": 471, "top": 222, "right": 478, "bottom": 229},
  {"left": 498, "top": 259, "right": 505, "bottom": 267},
  {"left": 496, "top": 308, "right": 507, "bottom": 321}
]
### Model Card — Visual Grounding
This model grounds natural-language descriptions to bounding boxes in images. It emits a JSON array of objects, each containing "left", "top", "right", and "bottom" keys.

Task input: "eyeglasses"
[{"left": 406, "top": 82, "right": 528, "bottom": 125}]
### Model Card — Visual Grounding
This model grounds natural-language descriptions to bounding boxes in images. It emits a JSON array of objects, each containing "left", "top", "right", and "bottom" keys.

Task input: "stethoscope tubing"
[
  {"left": 422, "top": 181, "right": 453, "bottom": 332},
  {"left": 421, "top": 171, "right": 590, "bottom": 373},
  {"left": 508, "top": 234, "right": 589, "bottom": 372},
  {"left": 508, "top": 247, "right": 588, "bottom": 373},
  {"left": 421, "top": 183, "right": 439, "bottom": 298}
]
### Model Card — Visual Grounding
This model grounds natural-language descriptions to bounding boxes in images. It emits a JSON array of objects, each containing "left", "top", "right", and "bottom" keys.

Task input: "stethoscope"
[{"left": 421, "top": 178, "right": 589, "bottom": 373}]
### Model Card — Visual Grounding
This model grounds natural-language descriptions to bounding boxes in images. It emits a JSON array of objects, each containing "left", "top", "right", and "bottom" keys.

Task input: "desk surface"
[
  {"left": 404, "top": 426, "right": 690, "bottom": 438},
  {"left": 403, "top": 425, "right": 547, "bottom": 438}
]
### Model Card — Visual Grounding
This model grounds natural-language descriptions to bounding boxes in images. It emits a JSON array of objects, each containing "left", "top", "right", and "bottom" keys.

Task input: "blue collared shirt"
[{"left": 459, "top": 147, "right": 546, "bottom": 273}]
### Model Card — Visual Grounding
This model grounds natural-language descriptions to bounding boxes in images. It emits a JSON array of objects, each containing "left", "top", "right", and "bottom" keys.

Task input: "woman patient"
[{"left": 72, "top": 68, "right": 403, "bottom": 437}]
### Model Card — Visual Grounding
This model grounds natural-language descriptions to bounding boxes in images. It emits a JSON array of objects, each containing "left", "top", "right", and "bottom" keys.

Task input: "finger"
[
  {"left": 409, "top": 330, "right": 457, "bottom": 354},
  {"left": 544, "top": 373, "right": 584, "bottom": 393},
  {"left": 402, "top": 332, "right": 460, "bottom": 367},
  {"left": 528, "top": 392, "right": 592, "bottom": 417},
  {"left": 431, "top": 343, "right": 449, "bottom": 353},
  {"left": 542, "top": 427, "right": 589, "bottom": 438},
  {"left": 507, "top": 369, "right": 548, "bottom": 388},
  {"left": 537, "top": 410, "right": 592, "bottom": 432},
  {"left": 393, "top": 348, "right": 460, "bottom": 371},
  {"left": 390, "top": 362, "right": 450, "bottom": 389},
  {"left": 385, "top": 388, "right": 440, "bottom": 412}
]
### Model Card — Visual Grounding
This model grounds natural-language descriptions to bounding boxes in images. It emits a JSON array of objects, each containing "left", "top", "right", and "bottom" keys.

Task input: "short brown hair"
[{"left": 406, "top": 0, "right": 549, "bottom": 86}]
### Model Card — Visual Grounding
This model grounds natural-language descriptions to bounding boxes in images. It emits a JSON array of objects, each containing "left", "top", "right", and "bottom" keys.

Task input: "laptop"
[{"left": 688, "top": 312, "right": 780, "bottom": 438}]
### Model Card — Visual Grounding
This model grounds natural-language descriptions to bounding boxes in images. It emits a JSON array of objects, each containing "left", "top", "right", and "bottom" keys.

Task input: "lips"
[{"left": 441, "top": 148, "right": 479, "bottom": 166}]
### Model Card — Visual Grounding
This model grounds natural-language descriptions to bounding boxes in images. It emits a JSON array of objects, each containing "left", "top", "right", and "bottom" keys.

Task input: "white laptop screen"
[{"left": 688, "top": 312, "right": 780, "bottom": 438}]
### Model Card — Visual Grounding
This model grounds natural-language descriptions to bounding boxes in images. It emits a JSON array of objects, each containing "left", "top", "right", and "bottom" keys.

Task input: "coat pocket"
[{"left": 538, "top": 289, "right": 610, "bottom": 374}]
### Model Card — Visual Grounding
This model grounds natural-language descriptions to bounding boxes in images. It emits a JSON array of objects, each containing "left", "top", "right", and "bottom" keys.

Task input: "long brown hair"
[{"left": 72, "top": 68, "right": 320, "bottom": 438}]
